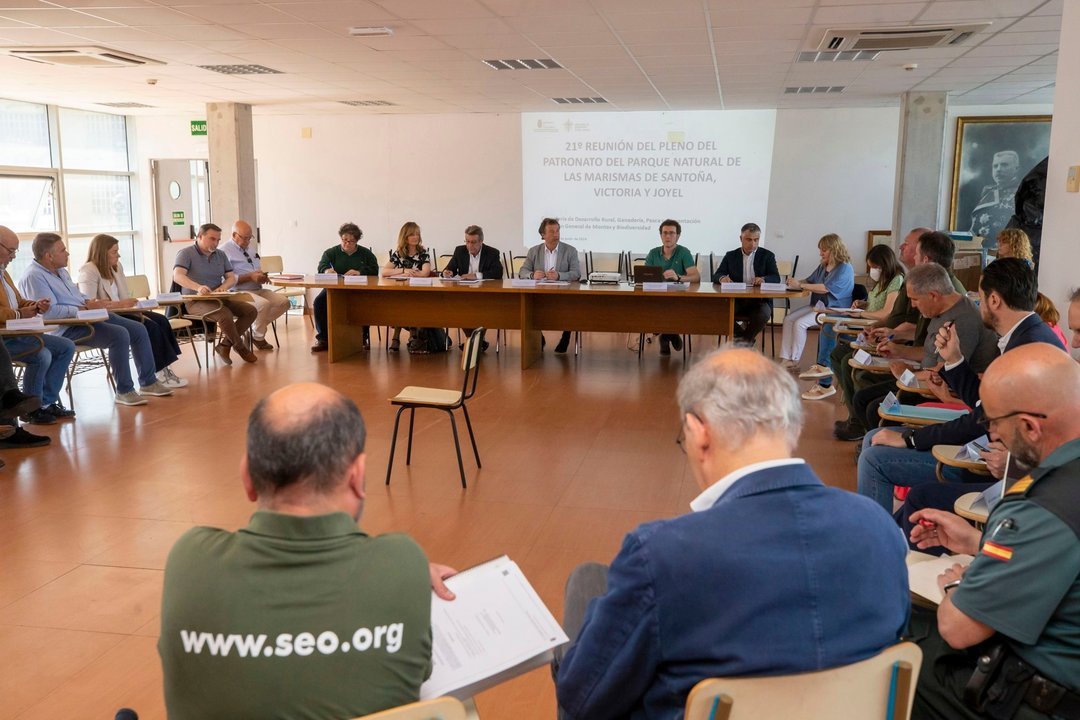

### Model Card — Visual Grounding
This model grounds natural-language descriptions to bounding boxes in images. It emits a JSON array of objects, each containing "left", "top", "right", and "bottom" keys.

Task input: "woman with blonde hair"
[
  {"left": 78, "top": 234, "right": 187, "bottom": 388},
  {"left": 380, "top": 222, "right": 435, "bottom": 352},
  {"left": 780, "top": 233, "right": 855, "bottom": 400},
  {"left": 995, "top": 228, "right": 1034, "bottom": 268},
  {"left": 1034, "top": 292, "right": 1068, "bottom": 348}
]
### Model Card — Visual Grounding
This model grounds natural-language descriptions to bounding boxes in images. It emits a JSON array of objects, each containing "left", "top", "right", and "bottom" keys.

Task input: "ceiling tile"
[
  {"left": 76, "top": 6, "right": 208, "bottom": 26},
  {"left": 0, "top": 7, "right": 120, "bottom": 27},
  {"left": 182, "top": 5, "right": 295, "bottom": 24},
  {"left": 813, "top": 3, "right": 927, "bottom": 24},
  {"left": 983, "top": 30, "right": 1061, "bottom": 45},
  {"left": 918, "top": 0, "right": 1046, "bottom": 21},
  {"left": 371, "top": 0, "right": 495, "bottom": 19},
  {"left": 710, "top": 7, "right": 814, "bottom": 25},
  {"left": 268, "top": 1, "right": 394, "bottom": 23},
  {"left": 232, "top": 23, "right": 340, "bottom": 40}
]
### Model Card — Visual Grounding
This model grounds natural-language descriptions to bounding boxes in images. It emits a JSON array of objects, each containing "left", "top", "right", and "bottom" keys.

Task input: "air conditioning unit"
[
  {"left": 813, "top": 23, "right": 991, "bottom": 52},
  {"left": 1, "top": 46, "right": 163, "bottom": 67}
]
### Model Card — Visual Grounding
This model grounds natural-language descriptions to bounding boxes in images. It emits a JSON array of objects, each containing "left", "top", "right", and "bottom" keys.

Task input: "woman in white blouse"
[{"left": 77, "top": 234, "right": 187, "bottom": 388}]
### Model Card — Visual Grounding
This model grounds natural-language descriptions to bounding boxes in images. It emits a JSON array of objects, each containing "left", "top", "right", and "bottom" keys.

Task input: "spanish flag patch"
[{"left": 983, "top": 541, "right": 1014, "bottom": 562}]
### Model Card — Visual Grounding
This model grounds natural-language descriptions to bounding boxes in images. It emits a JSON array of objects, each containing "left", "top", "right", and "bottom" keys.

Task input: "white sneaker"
[
  {"left": 140, "top": 381, "right": 174, "bottom": 397},
  {"left": 801, "top": 384, "right": 837, "bottom": 400},
  {"left": 799, "top": 364, "right": 833, "bottom": 379},
  {"left": 115, "top": 391, "right": 148, "bottom": 406},
  {"left": 779, "top": 359, "right": 798, "bottom": 371},
  {"left": 158, "top": 368, "right": 189, "bottom": 388}
]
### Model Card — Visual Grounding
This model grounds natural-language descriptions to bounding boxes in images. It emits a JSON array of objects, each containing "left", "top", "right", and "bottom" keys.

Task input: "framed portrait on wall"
[{"left": 949, "top": 115, "right": 1051, "bottom": 249}]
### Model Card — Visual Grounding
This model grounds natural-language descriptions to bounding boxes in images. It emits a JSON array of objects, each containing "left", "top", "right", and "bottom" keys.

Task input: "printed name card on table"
[
  {"left": 343, "top": 275, "right": 368, "bottom": 285},
  {"left": 881, "top": 391, "right": 901, "bottom": 414},
  {"left": 156, "top": 292, "right": 182, "bottom": 302},
  {"left": 511, "top": 279, "right": 537, "bottom": 288},
  {"left": 408, "top": 277, "right": 434, "bottom": 286},
  {"left": 136, "top": 299, "right": 159, "bottom": 309},
  {"left": 960, "top": 434, "right": 991, "bottom": 461},
  {"left": 853, "top": 348, "right": 873, "bottom": 365},
  {"left": 899, "top": 369, "right": 918, "bottom": 387},
  {"left": 759, "top": 282, "right": 787, "bottom": 293},
  {"left": 5, "top": 316, "right": 45, "bottom": 330},
  {"left": 76, "top": 308, "right": 109, "bottom": 321},
  {"left": 720, "top": 282, "right": 747, "bottom": 291},
  {"left": 641, "top": 282, "right": 668, "bottom": 292},
  {"left": 313, "top": 273, "right": 339, "bottom": 282}
]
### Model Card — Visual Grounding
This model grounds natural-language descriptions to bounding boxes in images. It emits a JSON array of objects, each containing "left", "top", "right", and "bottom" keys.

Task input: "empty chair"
[{"left": 386, "top": 328, "right": 486, "bottom": 489}]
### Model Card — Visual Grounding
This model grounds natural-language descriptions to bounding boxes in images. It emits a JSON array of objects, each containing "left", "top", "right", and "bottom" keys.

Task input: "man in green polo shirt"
[
  {"left": 643, "top": 219, "right": 699, "bottom": 355},
  {"left": 159, "top": 383, "right": 452, "bottom": 719},
  {"left": 311, "top": 222, "right": 379, "bottom": 353},
  {"left": 908, "top": 344, "right": 1080, "bottom": 720}
]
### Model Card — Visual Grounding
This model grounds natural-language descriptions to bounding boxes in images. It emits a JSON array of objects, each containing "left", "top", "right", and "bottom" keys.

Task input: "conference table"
[{"left": 272, "top": 276, "right": 807, "bottom": 369}]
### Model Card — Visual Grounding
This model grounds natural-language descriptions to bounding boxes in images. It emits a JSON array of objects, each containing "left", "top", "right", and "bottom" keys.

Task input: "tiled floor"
[{"left": 0, "top": 321, "right": 849, "bottom": 720}]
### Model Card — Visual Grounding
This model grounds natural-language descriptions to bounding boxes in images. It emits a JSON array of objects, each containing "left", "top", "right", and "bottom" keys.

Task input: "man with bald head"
[
  {"left": 159, "top": 383, "right": 455, "bottom": 719},
  {"left": 219, "top": 220, "right": 289, "bottom": 351},
  {"left": 555, "top": 347, "right": 908, "bottom": 720},
  {"left": 909, "top": 343, "right": 1080, "bottom": 719}
]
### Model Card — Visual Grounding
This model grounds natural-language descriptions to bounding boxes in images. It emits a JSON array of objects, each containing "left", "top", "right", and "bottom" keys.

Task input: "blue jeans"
[
  {"left": 4, "top": 334, "right": 76, "bottom": 406},
  {"left": 141, "top": 311, "right": 180, "bottom": 371},
  {"left": 60, "top": 312, "right": 156, "bottom": 394},
  {"left": 816, "top": 322, "right": 837, "bottom": 387},
  {"left": 856, "top": 428, "right": 958, "bottom": 513}
]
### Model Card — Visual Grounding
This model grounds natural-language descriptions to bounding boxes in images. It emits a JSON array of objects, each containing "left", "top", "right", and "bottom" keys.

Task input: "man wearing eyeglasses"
[
  {"left": 908, "top": 343, "right": 1080, "bottom": 720},
  {"left": 220, "top": 220, "right": 289, "bottom": 351},
  {"left": 856, "top": 260, "right": 1065, "bottom": 514}
]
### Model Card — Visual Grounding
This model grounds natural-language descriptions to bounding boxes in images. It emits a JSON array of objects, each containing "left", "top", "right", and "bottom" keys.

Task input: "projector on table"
[{"left": 588, "top": 272, "right": 622, "bottom": 285}]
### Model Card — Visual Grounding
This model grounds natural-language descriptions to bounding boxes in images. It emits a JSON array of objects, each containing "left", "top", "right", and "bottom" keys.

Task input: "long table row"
[{"left": 272, "top": 277, "right": 807, "bottom": 369}]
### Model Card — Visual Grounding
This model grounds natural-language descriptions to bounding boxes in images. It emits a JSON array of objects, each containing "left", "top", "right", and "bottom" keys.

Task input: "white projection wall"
[{"left": 522, "top": 110, "right": 777, "bottom": 253}]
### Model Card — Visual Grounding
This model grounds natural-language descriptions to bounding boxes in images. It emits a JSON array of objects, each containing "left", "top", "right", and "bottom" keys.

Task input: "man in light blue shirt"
[
  {"left": 219, "top": 220, "right": 288, "bottom": 351},
  {"left": 19, "top": 233, "right": 173, "bottom": 406}
]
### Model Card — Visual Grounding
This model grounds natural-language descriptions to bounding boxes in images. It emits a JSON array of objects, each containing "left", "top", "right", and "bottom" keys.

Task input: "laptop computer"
[{"left": 633, "top": 265, "right": 665, "bottom": 284}]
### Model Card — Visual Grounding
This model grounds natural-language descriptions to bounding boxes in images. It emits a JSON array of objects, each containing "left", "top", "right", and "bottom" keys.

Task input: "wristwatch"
[
  {"left": 943, "top": 579, "right": 961, "bottom": 594},
  {"left": 904, "top": 431, "right": 917, "bottom": 450}
]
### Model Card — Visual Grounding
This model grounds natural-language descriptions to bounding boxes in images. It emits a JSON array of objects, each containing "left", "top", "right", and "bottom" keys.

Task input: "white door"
[{"left": 152, "top": 159, "right": 209, "bottom": 291}]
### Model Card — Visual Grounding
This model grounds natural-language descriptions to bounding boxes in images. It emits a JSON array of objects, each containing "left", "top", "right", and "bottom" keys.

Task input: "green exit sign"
[
  {"left": 172, "top": 211, "right": 185, "bottom": 225},
  {"left": 190, "top": 120, "right": 207, "bottom": 136}
]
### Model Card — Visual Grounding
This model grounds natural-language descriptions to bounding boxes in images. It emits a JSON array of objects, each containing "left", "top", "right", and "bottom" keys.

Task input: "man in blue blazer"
[
  {"left": 554, "top": 347, "right": 909, "bottom": 720},
  {"left": 441, "top": 225, "right": 504, "bottom": 281},
  {"left": 858, "top": 258, "right": 1067, "bottom": 513},
  {"left": 711, "top": 222, "right": 781, "bottom": 343},
  {"left": 520, "top": 218, "right": 581, "bottom": 353}
]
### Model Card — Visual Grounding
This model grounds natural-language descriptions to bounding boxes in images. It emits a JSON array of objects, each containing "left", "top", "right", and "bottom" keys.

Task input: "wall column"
[
  {"left": 892, "top": 91, "right": 947, "bottom": 240},
  {"left": 206, "top": 102, "right": 256, "bottom": 228}
]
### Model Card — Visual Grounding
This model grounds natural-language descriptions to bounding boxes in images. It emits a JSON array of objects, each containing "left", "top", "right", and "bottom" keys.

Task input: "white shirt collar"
[
  {"left": 996, "top": 312, "right": 1034, "bottom": 354},
  {"left": 689, "top": 458, "right": 805, "bottom": 512}
]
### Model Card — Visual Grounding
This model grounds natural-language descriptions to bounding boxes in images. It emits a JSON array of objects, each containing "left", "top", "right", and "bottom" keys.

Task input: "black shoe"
[
  {"left": 115, "top": 710, "right": 139, "bottom": 720},
  {"left": 834, "top": 419, "right": 848, "bottom": 431},
  {"left": 554, "top": 332, "right": 570, "bottom": 354},
  {"left": 45, "top": 401, "right": 76, "bottom": 419},
  {"left": 0, "top": 389, "right": 40, "bottom": 420},
  {"left": 0, "top": 427, "right": 51, "bottom": 449},
  {"left": 659, "top": 338, "right": 671, "bottom": 356},
  {"left": 835, "top": 421, "right": 867, "bottom": 442},
  {"left": 21, "top": 408, "right": 57, "bottom": 425},
  {"left": 481, "top": 340, "right": 490, "bottom": 352},
  {"left": 670, "top": 335, "right": 683, "bottom": 352}
]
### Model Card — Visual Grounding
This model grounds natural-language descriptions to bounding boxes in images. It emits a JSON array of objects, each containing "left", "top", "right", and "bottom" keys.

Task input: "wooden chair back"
[
  {"left": 354, "top": 696, "right": 467, "bottom": 720},
  {"left": 261, "top": 255, "right": 284, "bottom": 273},
  {"left": 126, "top": 274, "right": 151, "bottom": 299},
  {"left": 684, "top": 642, "right": 922, "bottom": 720}
]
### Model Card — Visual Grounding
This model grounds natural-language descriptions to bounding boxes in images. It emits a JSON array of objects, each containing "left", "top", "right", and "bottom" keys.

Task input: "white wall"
[
  {"left": 1038, "top": 0, "right": 1080, "bottom": 317},
  {"left": 763, "top": 107, "right": 899, "bottom": 273}
]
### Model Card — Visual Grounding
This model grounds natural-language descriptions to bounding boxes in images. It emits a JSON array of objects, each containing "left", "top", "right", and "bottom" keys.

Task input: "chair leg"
[
  {"left": 461, "top": 403, "right": 481, "bottom": 468},
  {"left": 637, "top": 332, "right": 645, "bottom": 359},
  {"left": 385, "top": 406, "right": 406, "bottom": 485},
  {"left": 270, "top": 320, "right": 280, "bottom": 347},
  {"left": 405, "top": 408, "right": 416, "bottom": 465},
  {"left": 446, "top": 410, "right": 468, "bottom": 489}
]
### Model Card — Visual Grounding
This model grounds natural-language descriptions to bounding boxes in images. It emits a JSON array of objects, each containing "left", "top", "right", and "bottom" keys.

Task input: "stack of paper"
[{"left": 908, "top": 553, "right": 974, "bottom": 605}]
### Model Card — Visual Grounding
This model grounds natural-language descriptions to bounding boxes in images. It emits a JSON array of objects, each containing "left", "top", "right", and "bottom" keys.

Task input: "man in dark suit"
[
  {"left": 711, "top": 222, "right": 781, "bottom": 343},
  {"left": 442, "top": 225, "right": 503, "bottom": 351},
  {"left": 554, "top": 346, "right": 909, "bottom": 720},
  {"left": 441, "top": 225, "right": 503, "bottom": 281}
]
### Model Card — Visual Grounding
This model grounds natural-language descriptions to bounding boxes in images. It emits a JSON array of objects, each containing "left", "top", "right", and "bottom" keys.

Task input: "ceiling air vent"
[
  {"left": 97, "top": 102, "right": 155, "bottom": 108},
  {"left": 340, "top": 100, "right": 396, "bottom": 107},
  {"left": 2, "top": 46, "right": 163, "bottom": 68},
  {"left": 484, "top": 58, "right": 562, "bottom": 70},
  {"left": 200, "top": 64, "right": 282, "bottom": 75},
  {"left": 814, "top": 23, "right": 991, "bottom": 52},
  {"left": 784, "top": 86, "right": 845, "bottom": 95},
  {"left": 552, "top": 97, "right": 607, "bottom": 104},
  {"left": 797, "top": 50, "right": 879, "bottom": 62}
]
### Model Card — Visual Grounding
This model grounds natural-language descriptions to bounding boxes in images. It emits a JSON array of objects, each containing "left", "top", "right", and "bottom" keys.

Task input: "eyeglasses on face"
[{"left": 978, "top": 409, "right": 1048, "bottom": 430}]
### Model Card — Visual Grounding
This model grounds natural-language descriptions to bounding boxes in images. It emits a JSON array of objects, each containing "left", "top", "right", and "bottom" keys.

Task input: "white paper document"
[
  {"left": 420, "top": 556, "right": 568, "bottom": 701},
  {"left": 759, "top": 282, "right": 787, "bottom": 293},
  {"left": 343, "top": 275, "right": 368, "bottom": 285},
  {"left": 5, "top": 316, "right": 45, "bottom": 330},
  {"left": 136, "top": 299, "right": 159, "bottom": 309},
  {"left": 720, "top": 282, "right": 747, "bottom": 292},
  {"left": 907, "top": 552, "right": 974, "bottom": 605},
  {"left": 511, "top": 279, "right": 537, "bottom": 288},
  {"left": 76, "top": 308, "right": 109, "bottom": 321},
  {"left": 156, "top": 292, "right": 182, "bottom": 302},
  {"left": 537, "top": 280, "right": 570, "bottom": 287},
  {"left": 409, "top": 277, "right": 434, "bottom": 286},
  {"left": 313, "top": 273, "right": 339, "bottom": 282},
  {"left": 641, "top": 282, "right": 668, "bottom": 292}
]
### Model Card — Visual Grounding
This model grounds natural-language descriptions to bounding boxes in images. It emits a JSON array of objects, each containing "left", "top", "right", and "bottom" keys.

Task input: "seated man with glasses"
[
  {"left": 220, "top": 220, "right": 289, "bottom": 351},
  {"left": 554, "top": 347, "right": 908, "bottom": 720},
  {"left": 908, "top": 343, "right": 1080, "bottom": 720},
  {"left": 856, "top": 259, "right": 1065, "bottom": 514},
  {"left": 310, "top": 222, "right": 379, "bottom": 354}
]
